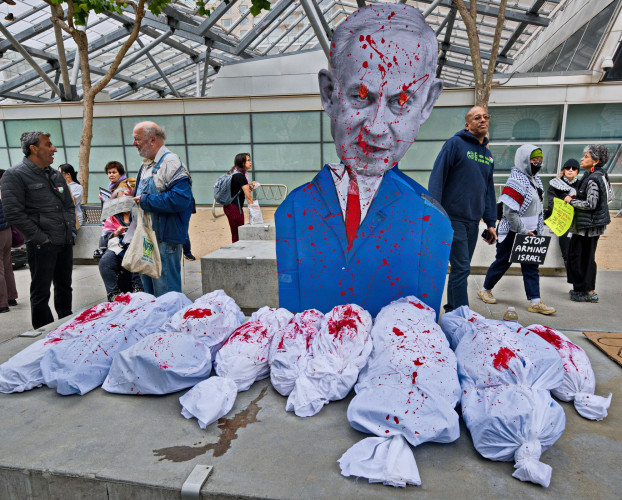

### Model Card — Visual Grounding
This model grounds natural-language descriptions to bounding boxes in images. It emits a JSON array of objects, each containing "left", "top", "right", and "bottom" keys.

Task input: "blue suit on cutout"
[{"left": 275, "top": 165, "right": 453, "bottom": 318}]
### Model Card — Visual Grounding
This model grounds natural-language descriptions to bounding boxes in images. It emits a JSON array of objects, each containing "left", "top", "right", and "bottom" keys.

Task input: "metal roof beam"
[
  {"left": 499, "top": 0, "right": 548, "bottom": 57},
  {"left": 235, "top": 0, "right": 296, "bottom": 55},
  {"left": 418, "top": 0, "right": 550, "bottom": 26},
  {"left": 0, "top": 91, "right": 49, "bottom": 103},
  {"left": 197, "top": 0, "right": 239, "bottom": 36}
]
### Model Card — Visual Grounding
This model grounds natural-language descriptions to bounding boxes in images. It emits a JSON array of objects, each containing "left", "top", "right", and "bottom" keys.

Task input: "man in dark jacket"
[
  {"left": 132, "top": 121, "right": 193, "bottom": 297},
  {"left": 428, "top": 106, "right": 498, "bottom": 312},
  {"left": 1, "top": 132, "right": 76, "bottom": 328}
]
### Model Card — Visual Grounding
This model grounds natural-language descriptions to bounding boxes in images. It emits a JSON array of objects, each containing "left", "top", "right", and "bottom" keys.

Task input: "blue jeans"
[
  {"left": 445, "top": 220, "right": 479, "bottom": 312},
  {"left": 483, "top": 231, "right": 540, "bottom": 300},
  {"left": 141, "top": 240, "right": 182, "bottom": 297},
  {"left": 98, "top": 250, "right": 142, "bottom": 294}
]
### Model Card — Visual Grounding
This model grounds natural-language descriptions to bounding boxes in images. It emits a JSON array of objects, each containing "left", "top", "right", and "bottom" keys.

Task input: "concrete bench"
[{"left": 201, "top": 240, "right": 277, "bottom": 314}]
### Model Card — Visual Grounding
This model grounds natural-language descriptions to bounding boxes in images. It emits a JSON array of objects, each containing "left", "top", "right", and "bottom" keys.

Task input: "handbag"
[
  {"left": 11, "top": 226, "right": 24, "bottom": 248},
  {"left": 121, "top": 208, "right": 162, "bottom": 279},
  {"left": 249, "top": 200, "right": 264, "bottom": 225}
]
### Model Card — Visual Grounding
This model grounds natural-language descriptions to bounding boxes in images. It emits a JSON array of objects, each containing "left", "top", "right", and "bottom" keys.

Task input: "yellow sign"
[{"left": 544, "top": 197, "right": 574, "bottom": 236}]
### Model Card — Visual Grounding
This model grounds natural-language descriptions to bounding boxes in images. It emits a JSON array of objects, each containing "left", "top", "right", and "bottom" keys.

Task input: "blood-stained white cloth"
[
  {"left": 339, "top": 296, "right": 460, "bottom": 487},
  {"left": 525, "top": 324, "right": 612, "bottom": 420},
  {"left": 102, "top": 290, "right": 244, "bottom": 395},
  {"left": 286, "top": 304, "right": 373, "bottom": 417},
  {"left": 180, "top": 376, "right": 238, "bottom": 429},
  {"left": 269, "top": 309, "right": 324, "bottom": 396},
  {"left": 41, "top": 292, "right": 190, "bottom": 395},
  {"left": 214, "top": 306, "right": 294, "bottom": 391},
  {"left": 440, "top": 307, "right": 566, "bottom": 488},
  {"left": 0, "top": 297, "right": 136, "bottom": 394}
]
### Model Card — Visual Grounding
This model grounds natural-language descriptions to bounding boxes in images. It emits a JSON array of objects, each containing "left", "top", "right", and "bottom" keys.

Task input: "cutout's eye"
[
  {"left": 398, "top": 92, "right": 408, "bottom": 106},
  {"left": 359, "top": 83, "right": 369, "bottom": 100}
]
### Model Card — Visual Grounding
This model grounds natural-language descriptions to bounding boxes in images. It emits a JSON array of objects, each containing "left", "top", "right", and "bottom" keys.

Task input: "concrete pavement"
[{"left": 0, "top": 263, "right": 620, "bottom": 499}]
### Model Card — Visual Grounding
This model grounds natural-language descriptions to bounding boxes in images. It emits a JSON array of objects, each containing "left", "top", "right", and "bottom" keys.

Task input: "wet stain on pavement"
[{"left": 153, "top": 386, "right": 268, "bottom": 462}]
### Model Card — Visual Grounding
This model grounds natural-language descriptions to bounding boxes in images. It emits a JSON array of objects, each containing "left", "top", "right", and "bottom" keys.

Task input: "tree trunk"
[
  {"left": 452, "top": 0, "right": 507, "bottom": 108},
  {"left": 79, "top": 90, "right": 95, "bottom": 202}
]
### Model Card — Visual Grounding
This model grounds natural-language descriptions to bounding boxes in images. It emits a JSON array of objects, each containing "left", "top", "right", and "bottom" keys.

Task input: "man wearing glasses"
[{"left": 428, "top": 106, "right": 498, "bottom": 313}]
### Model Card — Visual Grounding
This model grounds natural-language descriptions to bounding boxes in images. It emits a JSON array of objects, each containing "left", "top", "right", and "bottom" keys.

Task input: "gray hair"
[
  {"left": 330, "top": 4, "right": 438, "bottom": 78},
  {"left": 21, "top": 131, "right": 50, "bottom": 157},
  {"left": 584, "top": 145, "right": 610, "bottom": 166},
  {"left": 143, "top": 124, "right": 166, "bottom": 142}
]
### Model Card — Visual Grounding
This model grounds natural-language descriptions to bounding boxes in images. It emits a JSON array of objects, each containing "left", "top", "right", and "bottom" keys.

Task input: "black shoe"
[
  {"left": 107, "top": 288, "right": 122, "bottom": 302},
  {"left": 183, "top": 253, "right": 196, "bottom": 261},
  {"left": 586, "top": 292, "right": 599, "bottom": 303},
  {"left": 131, "top": 284, "right": 144, "bottom": 293},
  {"left": 8, "top": 299, "right": 17, "bottom": 306},
  {"left": 0, "top": 307, "right": 9, "bottom": 313},
  {"left": 570, "top": 291, "right": 589, "bottom": 302}
]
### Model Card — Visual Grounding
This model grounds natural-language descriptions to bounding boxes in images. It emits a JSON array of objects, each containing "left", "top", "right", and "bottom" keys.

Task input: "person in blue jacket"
[
  {"left": 428, "top": 106, "right": 498, "bottom": 312},
  {"left": 275, "top": 4, "right": 452, "bottom": 318},
  {"left": 133, "top": 121, "right": 193, "bottom": 297}
]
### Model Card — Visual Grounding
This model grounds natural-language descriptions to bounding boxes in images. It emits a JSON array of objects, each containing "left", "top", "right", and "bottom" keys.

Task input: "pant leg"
[
  {"left": 0, "top": 228, "right": 12, "bottom": 308},
  {"left": 483, "top": 232, "right": 515, "bottom": 291},
  {"left": 584, "top": 235, "right": 599, "bottom": 291},
  {"left": 99, "top": 250, "right": 123, "bottom": 294},
  {"left": 52, "top": 243, "right": 73, "bottom": 320},
  {"left": 183, "top": 234, "right": 191, "bottom": 254},
  {"left": 26, "top": 241, "right": 55, "bottom": 329},
  {"left": 567, "top": 234, "right": 593, "bottom": 292},
  {"left": 558, "top": 232, "right": 570, "bottom": 265},
  {"left": 446, "top": 220, "right": 479, "bottom": 311},
  {"left": 141, "top": 274, "right": 155, "bottom": 295},
  {"left": 150, "top": 240, "right": 182, "bottom": 297},
  {"left": 520, "top": 262, "right": 541, "bottom": 300},
  {"left": 223, "top": 203, "right": 244, "bottom": 243}
]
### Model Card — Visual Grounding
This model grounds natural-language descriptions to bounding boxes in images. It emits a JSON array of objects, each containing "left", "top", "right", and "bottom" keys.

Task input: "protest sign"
[
  {"left": 100, "top": 196, "right": 136, "bottom": 221},
  {"left": 544, "top": 198, "right": 574, "bottom": 236},
  {"left": 510, "top": 234, "right": 551, "bottom": 265}
]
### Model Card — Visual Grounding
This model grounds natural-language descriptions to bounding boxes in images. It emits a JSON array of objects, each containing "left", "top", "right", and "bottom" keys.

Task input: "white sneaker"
[
  {"left": 477, "top": 289, "right": 497, "bottom": 304},
  {"left": 528, "top": 300, "right": 556, "bottom": 315}
]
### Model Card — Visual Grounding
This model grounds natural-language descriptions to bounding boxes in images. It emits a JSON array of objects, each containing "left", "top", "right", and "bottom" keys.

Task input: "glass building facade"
[{"left": 1, "top": 102, "right": 620, "bottom": 206}]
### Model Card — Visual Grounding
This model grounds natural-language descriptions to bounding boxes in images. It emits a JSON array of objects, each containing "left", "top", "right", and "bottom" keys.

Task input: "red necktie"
[{"left": 344, "top": 166, "right": 360, "bottom": 251}]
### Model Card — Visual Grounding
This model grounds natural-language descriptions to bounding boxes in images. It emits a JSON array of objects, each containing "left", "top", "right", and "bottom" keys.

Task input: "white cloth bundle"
[
  {"left": 440, "top": 307, "right": 566, "bottom": 488},
  {"left": 103, "top": 290, "right": 244, "bottom": 395},
  {"left": 339, "top": 296, "right": 461, "bottom": 487},
  {"left": 41, "top": 292, "right": 190, "bottom": 395},
  {"left": 525, "top": 324, "right": 612, "bottom": 420},
  {"left": 179, "top": 307, "right": 293, "bottom": 429},
  {"left": 286, "top": 304, "right": 373, "bottom": 418},
  {"left": 0, "top": 296, "right": 140, "bottom": 394},
  {"left": 214, "top": 306, "right": 294, "bottom": 391},
  {"left": 269, "top": 308, "right": 324, "bottom": 396}
]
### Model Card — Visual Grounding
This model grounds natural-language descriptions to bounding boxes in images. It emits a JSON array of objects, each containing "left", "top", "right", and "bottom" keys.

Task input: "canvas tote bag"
[{"left": 122, "top": 208, "right": 162, "bottom": 279}]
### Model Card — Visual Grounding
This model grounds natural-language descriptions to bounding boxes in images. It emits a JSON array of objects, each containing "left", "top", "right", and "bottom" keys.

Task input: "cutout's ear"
[
  {"left": 318, "top": 69, "right": 339, "bottom": 118},
  {"left": 419, "top": 77, "right": 442, "bottom": 123}
]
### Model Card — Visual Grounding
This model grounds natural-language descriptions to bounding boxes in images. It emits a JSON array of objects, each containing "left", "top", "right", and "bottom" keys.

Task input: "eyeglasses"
[
  {"left": 564, "top": 166, "right": 579, "bottom": 171},
  {"left": 471, "top": 114, "right": 491, "bottom": 121}
]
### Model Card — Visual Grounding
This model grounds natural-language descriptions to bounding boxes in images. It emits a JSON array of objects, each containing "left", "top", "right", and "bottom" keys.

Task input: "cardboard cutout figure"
[{"left": 276, "top": 4, "right": 453, "bottom": 317}]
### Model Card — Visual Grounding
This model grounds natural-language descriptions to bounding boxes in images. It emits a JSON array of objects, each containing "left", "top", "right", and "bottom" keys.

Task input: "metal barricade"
[
  {"left": 81, "top": 204, "right": 103, "bottom": 225},
  {"left": 211, "top": 183, "right": 289, "bottom": 219}
]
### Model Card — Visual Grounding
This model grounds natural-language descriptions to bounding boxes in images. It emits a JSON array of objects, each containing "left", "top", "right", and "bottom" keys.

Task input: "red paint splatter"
[
  {"left": 398, "top": 92, "right": 408, "bottom": 106},
  {"left": 413, "top": 358, "right": 423, "bottom": 366},
  {"left": 422, "top": 214, "right": 430, "bottom": 222},
  {"left": 308, "top": 225, "right": 314, "bottom": 230},
  {"left": 393, "top": 416, "right": 399, "bottom": 424},
  {"left": 362, "top": 61, "right": 368, "bottom": 69},
  {"left": 287, "top": 213, "right": 292, "bottom": 218},
  {"left": 393, "top": 327, "right": 404, "bottom": 337},
  {"left": 183, "top": 308, "right": 213, "bottom": 319},
  {"left": 411, "top": 371, "right": 418, "bottom": 384},
  {"left": 385, "top": 430, "right": 390, "bottom": 434},
  {"left": 493, "top": 347, "right": 517, "bottom": 370},
  {"left": 385, "top": 414, "right": 390, "bottom": 420}
]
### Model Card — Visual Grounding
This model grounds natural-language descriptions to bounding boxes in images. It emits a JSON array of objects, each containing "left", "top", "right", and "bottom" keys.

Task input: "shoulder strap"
[{"left": 151, "top": 152, "right": 171, "bottom": 175}]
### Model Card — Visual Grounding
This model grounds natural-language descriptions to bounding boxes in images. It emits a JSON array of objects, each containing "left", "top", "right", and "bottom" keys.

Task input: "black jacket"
[
  {"left": 574, "top": 168, "right": 611, "bottom": 231},
  {"left": 544, "top": 176, "right": 578, "bottom": 219},
  {"left": 1, "top": 158, "right": 76, "bottom": 245}
]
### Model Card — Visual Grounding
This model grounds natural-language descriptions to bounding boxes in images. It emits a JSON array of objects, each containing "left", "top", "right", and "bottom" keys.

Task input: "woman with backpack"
[
  {"left": 223, "top": 153, "right": 255, "bottom": 243},
  {"left": 564, "top": 145, "right": 613, "bottom": 303}
]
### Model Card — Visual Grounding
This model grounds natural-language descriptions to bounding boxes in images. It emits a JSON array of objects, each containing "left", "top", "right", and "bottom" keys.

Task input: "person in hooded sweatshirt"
[
  {"left": 544, "top": 158, "right": 580, "bottom": 269},
  {"left": 477, "top": 145, "right": 557, "bottom": 315},
  {"left": 428, "top": 106, "right": 497, "bottom": 313}
]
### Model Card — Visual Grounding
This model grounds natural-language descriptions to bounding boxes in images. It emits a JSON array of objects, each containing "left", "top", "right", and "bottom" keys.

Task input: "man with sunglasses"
[{"left": 428, "top": 106, "right": 498, "bottom": 313}]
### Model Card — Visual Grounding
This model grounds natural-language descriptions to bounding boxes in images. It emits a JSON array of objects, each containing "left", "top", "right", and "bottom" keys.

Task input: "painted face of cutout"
[{"left": 327, "top": 30, "right": 435, "bottom": 177}]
